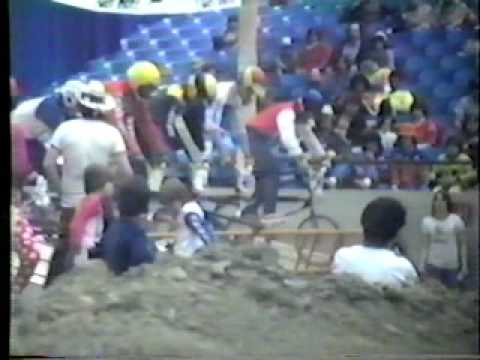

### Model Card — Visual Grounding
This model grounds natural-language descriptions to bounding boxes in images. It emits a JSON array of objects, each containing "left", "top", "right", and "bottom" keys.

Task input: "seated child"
[
  {"left": 69, "top": 164, "right": 115, "bottom": 263},
  {"left": 429, "top": 136, "right": 478, "bottom": 192},
  {"left": 102, "top": 176, "right": 157, "bottom": 275},
  {"left": 159, "top": 177, "right": 217, "bottom": 258},
  {"left": 332, "top": 197, "right": 418, "bottom": 288}
]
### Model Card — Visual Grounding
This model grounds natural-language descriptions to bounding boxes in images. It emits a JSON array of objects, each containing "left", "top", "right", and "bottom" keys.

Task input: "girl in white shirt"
[{"left": 420, "top": 191, "right": 468, "bottom": 288}]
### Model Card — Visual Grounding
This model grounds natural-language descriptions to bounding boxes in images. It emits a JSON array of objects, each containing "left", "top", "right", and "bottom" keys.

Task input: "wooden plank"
[{"left": 148, "top": 228, "right": 361, "bottom": 239}]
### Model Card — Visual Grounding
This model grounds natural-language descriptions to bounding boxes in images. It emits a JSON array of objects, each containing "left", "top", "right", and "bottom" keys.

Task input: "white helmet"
[{"left": 59, "top": 80, "right": 85, "bottom": 110}]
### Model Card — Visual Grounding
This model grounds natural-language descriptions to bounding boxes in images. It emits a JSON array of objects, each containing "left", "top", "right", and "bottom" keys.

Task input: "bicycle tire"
[{"left": 294, "top": 215, "right": 342, "bottom": 271}]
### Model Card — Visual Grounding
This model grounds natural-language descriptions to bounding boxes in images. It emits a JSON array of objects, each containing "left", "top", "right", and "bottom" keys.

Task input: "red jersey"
[{"left": 247, "top": 102, "right": 295, "bottom": 137}]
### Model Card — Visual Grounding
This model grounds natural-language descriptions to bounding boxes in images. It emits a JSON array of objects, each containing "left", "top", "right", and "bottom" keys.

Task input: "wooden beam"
[{"left": 149, "top": 228, "right": 362, "bottom": 239}]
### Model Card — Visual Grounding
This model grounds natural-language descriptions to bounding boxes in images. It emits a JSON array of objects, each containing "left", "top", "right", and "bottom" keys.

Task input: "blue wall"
[{"left": 9, "top": 0, "right": 161, "bottom": 96}]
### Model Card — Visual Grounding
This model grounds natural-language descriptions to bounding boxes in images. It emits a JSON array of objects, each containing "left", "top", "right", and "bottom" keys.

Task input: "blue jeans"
[
  {"left": 242, "top": 129, "right": 280, "bottom": 216},
  {"left": 425, "top": 264, "right": 461, "bottom": 288}
]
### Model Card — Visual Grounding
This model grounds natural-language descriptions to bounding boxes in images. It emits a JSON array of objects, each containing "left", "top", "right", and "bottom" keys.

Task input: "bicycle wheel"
[{"left": 294, "top": 215, "right": 341, "bottom": 271}]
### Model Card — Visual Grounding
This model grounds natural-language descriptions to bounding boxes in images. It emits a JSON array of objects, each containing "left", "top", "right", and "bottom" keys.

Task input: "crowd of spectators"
[{"left": 256, "top": 0, "right": 478, "bottom": 191}]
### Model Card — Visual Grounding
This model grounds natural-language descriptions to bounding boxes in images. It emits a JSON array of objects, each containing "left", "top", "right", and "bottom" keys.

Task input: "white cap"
[{"left": 78, "top": 80, "right": 116, "bottom": 113}]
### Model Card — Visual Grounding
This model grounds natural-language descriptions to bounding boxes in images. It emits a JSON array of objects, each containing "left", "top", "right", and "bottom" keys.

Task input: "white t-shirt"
[
  {"left": 11, "top": 97, "right": 51, "bottom": 143},
  {"left": 174, "top": 201, "right": 207, "bottom": 258},
  {"left": 48, "top": 119, "right": 126, "bottom": 208},
  {"left": 421, "top": 214, "right": 466, "bottom": 270},
  {"left": 332, "top": 245, "right": 418, "bottom": 288}
]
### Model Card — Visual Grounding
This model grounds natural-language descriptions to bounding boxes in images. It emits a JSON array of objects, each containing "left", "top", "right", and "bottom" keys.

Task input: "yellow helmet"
[
  {"left": 188, "top": 73, "right": 217, "bottom": 100},
  {"left": 166, "top": 84, "right": 184, "bottom": 101},
  {"left": 127, "top": 61, "right": 161, "bottom": 88}
]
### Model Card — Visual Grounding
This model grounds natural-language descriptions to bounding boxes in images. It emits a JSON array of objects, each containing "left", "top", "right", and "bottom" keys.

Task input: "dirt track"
[{"left": 11, "top": 242, "right": 479, "bottom": 358}]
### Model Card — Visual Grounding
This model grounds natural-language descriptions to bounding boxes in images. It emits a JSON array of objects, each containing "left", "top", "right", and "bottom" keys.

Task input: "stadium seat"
[
  {"left": 120, "top": 34, "right": 151, "bottom": 51},
  {"left": 411, "top": 30, "right": 444, "bottom": 50},
  {"left": 164, "top": 48, "right": 190, "bottom": 63},
  {"left": 424, "top": 43, "right": 445, "bottom": 59},
  {"left": 433, "top": 83, "right": 460, "bottom": 102},
  {"left": 131, "top": 48, "right": 166, "bottom": 63},
  {"left": 405, "top": 56, "right": 433, "bottom": 76},
  {"left": 440, "top": 55, "right": 474, "bottom": 73},
  {"left": 418, "top": 69, "right": 446, "bottom": 88},
  {"left": 453, "top": 68, "right": 477, "bottom": 89},
  {"left": 189, "top": 39, "right": 213, "bottom": 52},
  {"left": 105, "top": 59, "right": 135, "bottom": 75},
  {"left": 445, "top": 30, "right": 473, "bottom": 50},
  {"left": 163, "top": 15, "right": 195, "bottom": 28},
  {"left": 150, "top": 37, "right": 183, "bottom": 50}
]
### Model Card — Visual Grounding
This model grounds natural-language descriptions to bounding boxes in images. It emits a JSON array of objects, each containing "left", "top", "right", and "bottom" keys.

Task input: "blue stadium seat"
[
  {"left": 424, "top": 43, "right": 445, "bottom": 59},
  {"left": 163, "top": 15, "right": 195, "bottom": 27},
  {"left": 120, "top": 34, "right": 150, "bottom": 51},
  {"left": 418, "top": 69, "right": 445, "bottom": 88},
  {"left": 186, "top": 37, "right": 213, "bottom": 51},
  {"left": 433, "top": 83, "right": 460, "bottom": 102},
  {"left": 164, "top": 48, "right": 190, "bottom": 63},
  {"left": 104, "top": 59, "right": 134, "bottom": 75},
  {"left": 87, "top": 58, "right": 108, "bottom": 72},
  {"left": 445, "top": 30, "right": 473, "bottom": 50},
  {"left": 189, "top": 49, "right": 215, "bottom": 62},
  {"left": 87, "top": 70, "right": 113, "bottom": 81},
  {"left": 150, "top": 37, "right": 183, "bottom": 50},
  {"left": 405, "top": 56, "right": 433, "bottom": 76},
  {"left": 149, "top": 26, "right": 178, "bottom": 39},
  {"left": 453, "top": 68, "right": 477, "bottom": 88},
  {"left": 174, "top": 24, "right": 205, "bottom": 38},
  {"left": 411, "top": 30, "right": 444, "bottom": 50},
  {"left": 131, "top": 47, "right": 166, "bottom": 62},
  {"left": 440, "top": 55, "right": 474, "bottom": 73}
]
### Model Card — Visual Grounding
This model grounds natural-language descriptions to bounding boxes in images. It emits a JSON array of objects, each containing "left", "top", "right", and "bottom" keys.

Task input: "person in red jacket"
[{"left": 242, "top": 92, "right": 325, "bottom": 222}]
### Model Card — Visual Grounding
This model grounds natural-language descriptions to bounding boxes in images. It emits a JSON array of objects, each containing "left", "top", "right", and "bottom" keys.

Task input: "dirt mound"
[{"left": 11, "top": 242, "right": 478, "bottom": 358}]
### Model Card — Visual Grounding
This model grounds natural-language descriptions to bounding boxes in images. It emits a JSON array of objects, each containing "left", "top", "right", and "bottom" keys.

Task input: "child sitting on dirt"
[
  {"left": 158, "top": 177, "right": 217, "bottom": 258},
  {"left": 102, "top": 176, "right": 157, "bottom": 275},
  {"left": 69, "top": 164, "right": 115, "bottom": 263},
  {"left": 331, "top": 197, "right": 418, "bottom": 288}
]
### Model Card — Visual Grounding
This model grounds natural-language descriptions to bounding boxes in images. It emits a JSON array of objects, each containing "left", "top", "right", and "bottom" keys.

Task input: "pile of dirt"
[{"left": 11, "top": 242, "right": 478, "bottom": 358}]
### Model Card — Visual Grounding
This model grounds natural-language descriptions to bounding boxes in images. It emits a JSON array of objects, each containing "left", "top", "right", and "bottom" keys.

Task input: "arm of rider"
[
  {"left": 276, "top": 108, "right": 303, "bottom": 157},
  {"left": 43, "top": 146, "right": 62, "bottom": 195}
]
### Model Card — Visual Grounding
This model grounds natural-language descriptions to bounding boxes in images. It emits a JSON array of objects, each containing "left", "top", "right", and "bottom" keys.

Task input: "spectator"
[
  {"left": 403, "top": 1, "right": 438, "bottom": 30},
  {"left": 69, "top": 164, "right": 115, "bottom": 264},
  {"left": 314, "top": 104, "right": 350, "bottom": 156},
  {"left": 102, "top": 176, "right": 157, "bottom": 275},
  {"left": 332, "top": 197, "right": 418, "bottom": 288},
  {"left": 461, "top": 115, "right": 478, "bottom": 167},
  {"left": 43, "top": 81, "right": 133, "bottom": 285},
  {"left": 298, "top": 30, "right": 334, "bottom": 73},
  {"left": 275, "top": 38, "right": 298, "bottom": 75},
  {"left": 398, "top": 107, "right": 442, "bottom": 148},
  {"left": 359, "top": 32, "right": 395, "bottom": 69},
  {"left": 327, "top": 132, "right": 386, "bottom": 189},
  {"left": 376, "top": 110, "right": 398, "bottom": 151},
  {"left": 420, "top": 190, "right": 468, "bottom": 288},
  {"left": 454, "top": 81, "right": 479, "bottom": 130},
  {"left": 213, "top": 15, "right": 239, "bottom": 51},
  {"left": 341, "top": 0, "right": 399, "bottom": 25},
  {"left": 388, "top": 135, "right": 428, "bottom": 190},
  {"left": 341, "top": 23, "right": 362, "bottom": 65},
  {"left": 440, "top": 0, "right": 478, "bottom": 28},
  {"left": 429, "top": 136, "right": 478, "bottom": 192},
  {"left": 158, "top": 177, "right": 217, "bottom": 258}
]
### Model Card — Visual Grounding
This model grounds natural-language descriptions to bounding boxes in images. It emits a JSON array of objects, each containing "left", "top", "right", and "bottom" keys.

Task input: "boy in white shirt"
[
  {"left": 158, "top": 178, "right": 217, "bottom": 258},
  {"left": 332, "top": 197, "right": 418, "bottom": 288}
]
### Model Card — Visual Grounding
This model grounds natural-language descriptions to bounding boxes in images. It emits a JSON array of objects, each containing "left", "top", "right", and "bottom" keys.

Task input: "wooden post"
[{"left": 237, "top": 0, "right": 260, "bottom": 73}]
